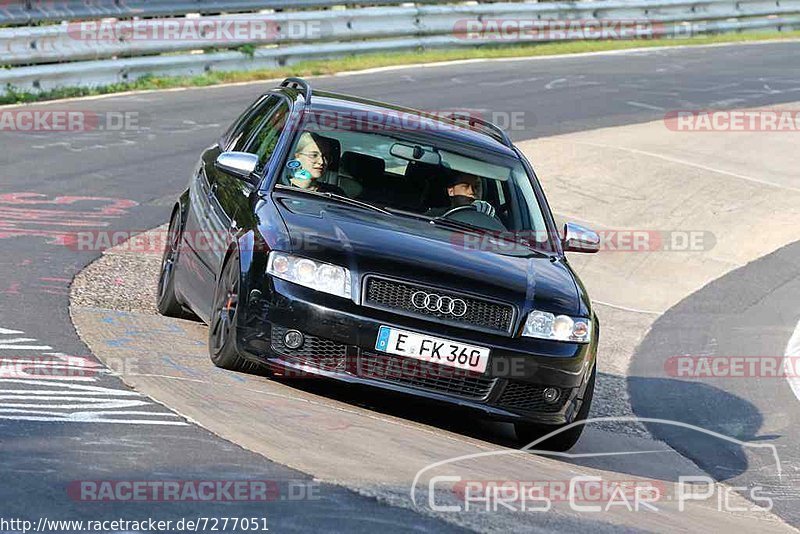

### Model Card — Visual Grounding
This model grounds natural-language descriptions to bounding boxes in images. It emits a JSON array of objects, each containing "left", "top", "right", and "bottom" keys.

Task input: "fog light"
[
  {"left": 542, "top": 387, "right": 560, "bottom": 404},
  {"left": 284, "top": 330, "right": 304, "bottom": 349}
]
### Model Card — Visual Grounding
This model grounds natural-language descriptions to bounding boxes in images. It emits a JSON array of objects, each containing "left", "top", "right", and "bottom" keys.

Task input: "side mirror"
[
  {"left": 215, "top": 151, "right": 259, "bottom": 179},
  {"left": 563, "top": 222, "right": 600, "bottom": 253}
]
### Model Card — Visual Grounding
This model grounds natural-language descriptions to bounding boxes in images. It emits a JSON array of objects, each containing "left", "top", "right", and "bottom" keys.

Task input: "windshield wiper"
[
  {"left": 275, "top": 185, "right": 392, "bottom": 215},
  {"left": 382, "top": 206, "right": 433, "bottom": 221},
  {"left": 430, "top": 214, "right": 491, "bottom": 234}
]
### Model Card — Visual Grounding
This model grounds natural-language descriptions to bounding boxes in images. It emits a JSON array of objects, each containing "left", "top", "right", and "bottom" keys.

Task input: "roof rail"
[
  {"left": 442, "top": 111, "right": 513, "bottom": 148},
  {"left": 280, "top": 77, "right": 312, "bottom": 104}
]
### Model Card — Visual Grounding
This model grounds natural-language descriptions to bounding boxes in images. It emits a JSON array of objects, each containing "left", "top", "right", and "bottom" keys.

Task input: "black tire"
[
  {"left": 515, "top": 364, "right": 596, "bottom": 452},
  {"left": 157, "top": 208, "right": 190, "bottom": 318},
  {"left": 208, "top": 252, "right": 258, "bottom": 373}
]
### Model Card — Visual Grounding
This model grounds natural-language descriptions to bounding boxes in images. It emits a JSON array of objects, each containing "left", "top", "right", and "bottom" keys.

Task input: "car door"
[{"left": 178, "top": 95, "right": 285, "bottom": 319}]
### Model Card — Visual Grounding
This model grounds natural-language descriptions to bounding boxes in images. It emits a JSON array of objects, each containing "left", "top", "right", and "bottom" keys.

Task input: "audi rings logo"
[{"left": 410, "top": 291, "right": 468, "bottom": 317}]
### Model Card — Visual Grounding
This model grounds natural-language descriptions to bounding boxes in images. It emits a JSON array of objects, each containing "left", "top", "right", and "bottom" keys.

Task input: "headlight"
[
  {"left": 522, "top": 310, "right": 591, "bottom": 343},
  {"left": 267, "top": 252, "right": 351, "bottom": 299}
]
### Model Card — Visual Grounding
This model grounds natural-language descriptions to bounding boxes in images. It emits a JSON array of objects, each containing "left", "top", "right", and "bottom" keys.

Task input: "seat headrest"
[
  {"left": 404, "top": 160, "right": 440, "bottom": 182},
  {"left": 340, "top": 151, "right": 385, "bottom": 179},
  {"left": 311, "top": 134, "right": 340, "bottom": 173},
  {"left": 407, "top": 161, "right": 448, "bottom": 209}
]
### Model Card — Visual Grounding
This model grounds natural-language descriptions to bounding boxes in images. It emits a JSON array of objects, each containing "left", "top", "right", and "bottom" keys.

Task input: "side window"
[
  {"left": 244, "top": 102, "right": 290, "bottom": 173},
  {"left": 226, "top": 95, "right": 281, "bottom": 152},
  {"left": 221, "top": 95, "right": 264, "bottom": 148}
]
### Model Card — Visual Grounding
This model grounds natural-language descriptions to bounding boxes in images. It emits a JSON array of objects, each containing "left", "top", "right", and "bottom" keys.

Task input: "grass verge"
[{"left": 2, "top": 31, "right": 799, "bottom": 105}]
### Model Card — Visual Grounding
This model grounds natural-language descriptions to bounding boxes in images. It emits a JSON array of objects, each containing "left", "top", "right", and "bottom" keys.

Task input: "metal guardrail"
[
  {"left": 3, "top": 0, "right": 800, "bottom": 66},
  {"left": 0, "top": 0, "right": 798, "bottom": 95},
  {"left": 0, "top": 0, "right": 453, "bottom": 26}
]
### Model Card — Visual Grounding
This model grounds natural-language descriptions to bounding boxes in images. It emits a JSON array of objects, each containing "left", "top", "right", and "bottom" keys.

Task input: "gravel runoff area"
[
  {"left": 71, "top": 226, "right": 165, "bottom": 315},
  {"left": 70, "top": 225, "right": 648, "bottom": 437}
]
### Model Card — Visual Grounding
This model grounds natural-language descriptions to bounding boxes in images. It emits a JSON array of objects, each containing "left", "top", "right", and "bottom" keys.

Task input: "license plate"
[{"left": 374, "top": 326, "right": 490, "bottom": 373}]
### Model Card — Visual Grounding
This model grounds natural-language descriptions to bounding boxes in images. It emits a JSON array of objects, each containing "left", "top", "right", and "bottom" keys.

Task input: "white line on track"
[
  {"left": 0, "top": 328, "right": 24, "bottom": 335},
  {"left": 593, "top": 299, "right": 662, "bottom": 315},
  {"left": 784, "top": 318, "right": 800, "bottom": 402},
  {"left": 0, "top": 328, "right": 188, "bottom": 424},
  {"left": 626, "top": 100, "right": 666, "bottom": 111},
  {"left": 570, "top": 140, "right": 800, "bottom": 194},
  {"left": 124, "top": 373, "right": 209, "bottom": 383}
]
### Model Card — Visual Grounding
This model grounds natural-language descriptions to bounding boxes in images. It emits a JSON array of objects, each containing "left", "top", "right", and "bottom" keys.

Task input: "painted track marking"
[
  {"left": 0, "top": 327, "right": 186, "bottom": 425},
  {"left": 784, "top": 318, "right": 800, "bottom": 401}
]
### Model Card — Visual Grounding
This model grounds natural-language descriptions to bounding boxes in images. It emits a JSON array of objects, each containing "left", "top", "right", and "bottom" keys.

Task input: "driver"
[{"left": 427, "top": 172, "right": 496, "bottom": 218}]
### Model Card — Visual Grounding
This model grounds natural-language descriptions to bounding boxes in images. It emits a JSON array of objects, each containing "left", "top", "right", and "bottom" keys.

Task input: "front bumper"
[{"left": 237, "top": 278, "right": 597, "bottom": 425}]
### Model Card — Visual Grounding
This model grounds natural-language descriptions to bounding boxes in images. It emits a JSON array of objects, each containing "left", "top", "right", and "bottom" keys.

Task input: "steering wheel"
[{"left": 440, "top": 205, "right": 507, "bottom": 232}]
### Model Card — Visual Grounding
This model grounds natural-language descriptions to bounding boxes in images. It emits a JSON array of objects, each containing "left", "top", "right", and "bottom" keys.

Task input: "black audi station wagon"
[{"left": 157, "top": 78, "right": 601, "bottom": 450}]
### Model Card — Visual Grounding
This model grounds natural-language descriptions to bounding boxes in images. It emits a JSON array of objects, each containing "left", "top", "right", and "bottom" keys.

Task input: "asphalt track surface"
[
  {"left": 2, "top": 40, "right": 800, "bottom": 530},
  {"left": 630, "top": 240, "right": 800, "bottom": 524}
]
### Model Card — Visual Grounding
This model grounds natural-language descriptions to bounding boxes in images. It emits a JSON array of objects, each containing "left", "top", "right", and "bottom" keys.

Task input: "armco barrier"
[
  {"left": 0, "top": 0, "right": 798, "bottom": 94},
  {"left": 0, "top": 1, "right": 448, "bottom": 26}
]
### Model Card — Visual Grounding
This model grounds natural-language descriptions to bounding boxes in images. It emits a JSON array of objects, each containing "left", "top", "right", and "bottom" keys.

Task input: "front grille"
[
  {"left": 496, "top": 381, "right": 570, "bottom": 413},
  {"left": 358, "top": 351, "right": 496, "bottom": 400},
  {"left": 270, "top": 325, "right": 347, "bottom": 372},
  {"left": 363, "top": 276, "right": 515, "bottom": 334}
]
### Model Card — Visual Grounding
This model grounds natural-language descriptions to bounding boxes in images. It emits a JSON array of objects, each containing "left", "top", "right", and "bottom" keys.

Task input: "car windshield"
[{"left": 274, "top": 111, "right": 555, "bottom": 253}]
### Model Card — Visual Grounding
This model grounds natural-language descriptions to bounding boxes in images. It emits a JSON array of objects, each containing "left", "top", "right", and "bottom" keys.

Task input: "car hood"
[{"left": 265, "top": 194, "right": 583, "bottom": 318}]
